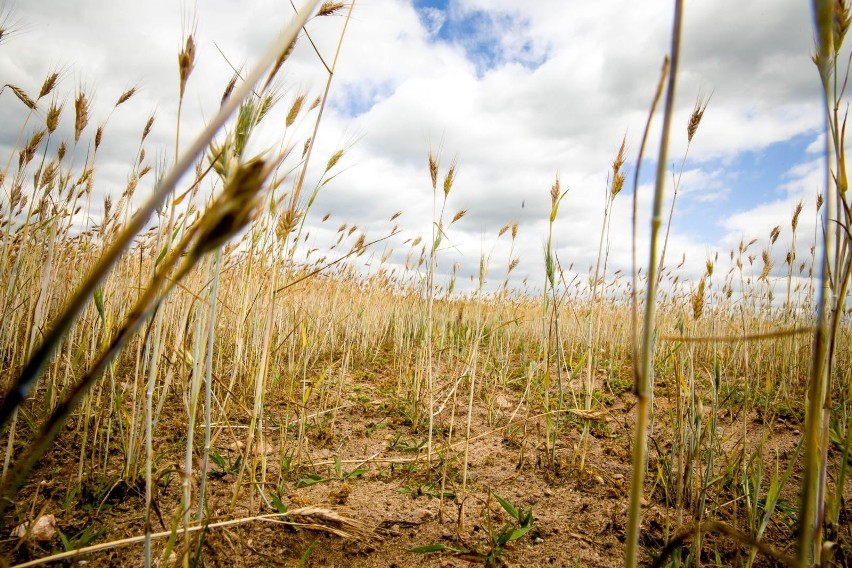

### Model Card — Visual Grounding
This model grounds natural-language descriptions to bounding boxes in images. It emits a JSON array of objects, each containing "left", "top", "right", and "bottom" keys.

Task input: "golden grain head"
[
  {"left": 193, "top": 158, "right": 268, "bottom": 255},
  {"left": 550, "top": 175, "right": 561, "bottom": 207},
  {"left": 511, "top": 223, "right": 518, "bottom": 239},
  {"left": 45, "top": 101, "right": 62, "bottom": 133},
  {"left": 451, "top": 208, "right": 467, "bottom": 224},
  {"left": 74, "top": 90, "right": 90, "bottom": 143},
  {"left": 318, "top": 2, "right": 346, "bottom": 17},
  {"left": 687, "top": 93, "right": 710, "bottom": 143},
  {"left": 325, "top": 149, "right": 344, "bottom": 173},
  {"left": 834, "top": 0, "right": 851, "bottom": 51},
  {"left": 611, "top": 172, "right": 625, "bottom": 198},
  {"left": 178, "top": 34, "right": 196, "bottom": 98},
  {"left": 38, "top": 71, "right": 59, "bottom": 100},
  {"left": 769, "top": 225, "right": 780, "bottom": 245},
  {"left": 760, "top": 249, "right": 772, "bottom": 280},
  {"left": 276, "top": 207, "right": 302, "bottom": 241},
  {"left": 7, "top": 84, "right": 37, "bottom": 110},
  {"left": 791, "top": 200, "right": 803, "bottom": 231},
  {"left": 443, "top": 160, "right": 456, "bottom": 196},
  {"left": 691, "top": 276, "right": 706, "bottom": 319},
  {"left": 286, "top": 95, "right": 305, "bottom": 128},
  {"left": 612, "top": 135, "right": 627, "bottom": 173},
  {"left": 115, "top": 87, "right": 136, "bottom": 106},
  {"left": 428, "top": 151, "right": 439, "bottom": 190},
  {"left": 221, "top": 72, "right": 239, "bottom": 108},
  {"left": 498, "top": 223, "right": 511, "bottom": 237},
  {"left": 143, "top": 114, "right": 155, "bottom": 141},
  {"left": 266, "top": 38, "right": 298, "bottom": 90}
]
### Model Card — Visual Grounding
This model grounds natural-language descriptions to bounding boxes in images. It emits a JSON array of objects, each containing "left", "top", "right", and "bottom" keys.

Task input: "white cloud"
[{"left": 0, "top": 0, "right": 835, "bottom": 295}]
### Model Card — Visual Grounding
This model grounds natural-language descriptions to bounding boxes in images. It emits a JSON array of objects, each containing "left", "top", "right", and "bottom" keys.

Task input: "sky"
[{"left": 0, "top": 0, "right": 833, "bottom": 298}]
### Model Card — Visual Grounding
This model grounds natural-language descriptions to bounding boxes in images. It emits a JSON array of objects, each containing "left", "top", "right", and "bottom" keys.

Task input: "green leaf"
[
  {"left": 297, "top": 473, "right": 325, "bottom": 487},
  {"left": 493, "top": 493, "right": 519, "bottom": 520},
  {"left": 507, "top": 524, "right": 534, "bottom": 542},
  {"left": 407, "top": 543, "right": 468, "bottom": 554},
  {"left": 93, "top": 286, "right": 105, "bottom": 323},
  {"left": 210, "top": 452, "right": 226, "bottom": 469},
  {"left": 270, "top": 493, "right": 288, "bottom": 515}
]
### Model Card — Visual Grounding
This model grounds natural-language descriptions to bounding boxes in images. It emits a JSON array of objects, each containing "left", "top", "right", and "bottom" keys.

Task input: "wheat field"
[{"left": 0, "top": 1, "right": 850, "bottom": 567}]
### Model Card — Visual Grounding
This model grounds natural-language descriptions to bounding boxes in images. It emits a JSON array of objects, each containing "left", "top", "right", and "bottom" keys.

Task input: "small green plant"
[
  {"left": 296, "top": 455, "right": 367, "bottom": 487},
  {"left": 56, "top": 524, "right": 105, "bottom": 553},
  {"left": 408, "top": 493, "right": 534, "bottom": 566}
]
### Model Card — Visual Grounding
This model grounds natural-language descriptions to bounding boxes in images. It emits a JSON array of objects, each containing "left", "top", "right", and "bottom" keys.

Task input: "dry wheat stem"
[{"left": 8, "top": 508, "right": 371, "bottom": 568}]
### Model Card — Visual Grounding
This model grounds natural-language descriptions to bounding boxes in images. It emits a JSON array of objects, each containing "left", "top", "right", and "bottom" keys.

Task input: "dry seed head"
[
  {"left": 40, "top": 161, "right": 58, "bottom": 191},
  {"left": 817, "top": 192, "right": 824, "bottom": 211},
  {"left": 610, "top": 136, "right": 627, "bottom": 198},
  {"left": 390, "top": 211, "right": 402, "bottom": 222},
  {"left": 760, "top": 249, "right": 772, "bottom": 280},
  {"left": 769, "top": 225, "right": 780, "bottom": 244},
  {"left": 451, "top": 208, "right": 467, "bottom": 224},
  {"left": 57, "top": 141, "right": 66, "bottom": 162},
  {"left": 95, "top": 124, "right": 104, "bottom": 150},
  {"left": 103, "top": 195, "right": 112, "bottom": 221},
  {"left": 498, "top": 222, "right": 511, "bottom": 237},
  {"left": 351, "top": 232, "right": 366, "bottom": 254},
  {"left": 115, "top": 87, "right": 136, "bottom": 106},
  {"left": 7, "top": 84, "right": 36, "bottom": 110},
  {"left": 322, "top": 213, "right": 330, "bottom": 222},
  {"left": 221, "top": 72, "right": 239, "bottom": 107},
  {"left": 834, "top": 0, "right": 851, "bottom": 51},
  {"left": 611, "top": 172, "right": 625, "bottom": 198},
  {"left": 325, "top": 149, "right": 344, "bottom": 173},
  {"left": 276, "top": 207, "right": 302, "bottom": 241},
  {"left": 318, "top": 2, "right": 346, "bottom": 16},
  {"left": 309, "top": 96, "right": 321, "bottom": 111},
  {"left": 266, "top": 38, "right": 298, "bottom": 90},
  {"left": 347, "top": 225, "right": 358, "bottom": 236},
  {"left": 550, "top": 175, "right": 560, "bottom": 208},
  {"left": 19, "top": 129, "right": 47, "bottom": 168},
  {"left": 785, "top": 250, "right": 793, "bottom": 265},
  {"left": 74, "top": 90, "right": 90, "bottom": 143},
  {"left": 286, "top": 95, "right": 305, "bottom": 128},
  {"left": 38, "top": 72, "right": 59, "bottom": 100},
  {"left": 508, "top": 257, "right": 520, "bottom": 272},
  {"left": 193, "top": 158, "right": 268, "bottom": 255},
  {"left": 511, "top": 223, "right": 518, "bottom": 239},
  {"left": 443, "top": 159, "right": 457, "bottom": 196},
  {"left": 45, "top": 101, "right": 62, "bottom": 133},
  {"left": 705, "top": 259, "right": 714, "bottom": 277},
  {"left": 428, "top": 151, "right": 439, "bottom": 190},
  {"left": 687, "top": 92, "right": 710, "bottom": 143},
  {"left": 791, "top": 200, "right": 803, "bottom": 231},
  {"left": 691, "top": 276, "right": 706, "bottom": 319},
  {"left": 142, "top": 114, "right": 155, "bottom": 140},
  {"left": 178, "top": 34, "right": 196, "bottom": 99}
]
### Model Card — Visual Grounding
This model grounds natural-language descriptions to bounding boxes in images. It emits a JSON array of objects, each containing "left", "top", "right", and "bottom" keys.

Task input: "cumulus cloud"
[{"left": 0, "top": 0, "right": 833, "bottom": 295}]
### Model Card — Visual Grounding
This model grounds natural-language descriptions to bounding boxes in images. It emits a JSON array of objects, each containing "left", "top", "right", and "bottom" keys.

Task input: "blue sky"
[{"left": 0, "top": 0, "right": 831, "bottom": 295}]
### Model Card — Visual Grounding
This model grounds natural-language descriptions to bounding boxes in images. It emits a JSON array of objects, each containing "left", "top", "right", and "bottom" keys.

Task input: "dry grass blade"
[{"left": 8, "top": 509, "right": 372, "bottom": 568}]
